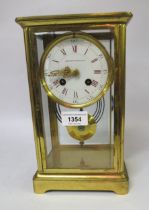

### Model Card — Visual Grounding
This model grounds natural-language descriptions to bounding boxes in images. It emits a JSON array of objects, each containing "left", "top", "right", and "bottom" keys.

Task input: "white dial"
[{"left": 40, "top": 33, "right": 113, "bottom": 108}]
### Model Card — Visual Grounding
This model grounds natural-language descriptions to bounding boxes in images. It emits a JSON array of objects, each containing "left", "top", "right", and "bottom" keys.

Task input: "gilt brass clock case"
[
  {"left": 40, "top": 32, "right": 114, "bottom": 108},
  {"left": 16, "top": 12, "right": 132, "bottom": 195}
]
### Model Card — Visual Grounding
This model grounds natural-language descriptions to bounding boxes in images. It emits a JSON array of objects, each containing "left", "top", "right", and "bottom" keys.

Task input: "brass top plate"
[{"left": 16, "top": 12, "right": 133, "bottom": 28}]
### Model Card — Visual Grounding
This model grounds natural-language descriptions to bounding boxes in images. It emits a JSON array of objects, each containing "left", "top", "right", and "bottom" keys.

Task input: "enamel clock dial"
[{"left": 40, "top": 33, "right": 113, "bottom": 108}]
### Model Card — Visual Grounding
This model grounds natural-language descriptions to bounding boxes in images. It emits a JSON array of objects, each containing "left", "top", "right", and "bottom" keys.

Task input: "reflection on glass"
[{"left": 37, "top": 29, "right": 114, "bottom": 171}]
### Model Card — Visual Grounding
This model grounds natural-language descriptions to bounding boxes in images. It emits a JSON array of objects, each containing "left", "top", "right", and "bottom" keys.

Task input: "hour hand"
[{"left": 63, "top": 66, "right": 79, "bottom": 77}]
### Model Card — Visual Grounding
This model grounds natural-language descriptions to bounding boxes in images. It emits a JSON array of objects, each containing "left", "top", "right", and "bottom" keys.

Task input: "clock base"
[{"left": 33, "top": 165, "right": 128, "bottom": 195}]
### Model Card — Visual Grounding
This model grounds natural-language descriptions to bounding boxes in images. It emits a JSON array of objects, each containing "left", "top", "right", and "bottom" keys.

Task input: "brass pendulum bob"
[{"left": 66, "top": 114, "right": 96, "bottom": 142}]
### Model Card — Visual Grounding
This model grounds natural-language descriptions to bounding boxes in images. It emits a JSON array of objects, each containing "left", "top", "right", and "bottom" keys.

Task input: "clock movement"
[{"left": 16, "top": 12, "right": 132, "bottom": 194}]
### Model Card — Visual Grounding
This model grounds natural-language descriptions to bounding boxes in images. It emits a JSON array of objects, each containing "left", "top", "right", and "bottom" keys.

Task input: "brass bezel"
[{"left": 40, "top": 32, "right": 114, "bottom": 108}]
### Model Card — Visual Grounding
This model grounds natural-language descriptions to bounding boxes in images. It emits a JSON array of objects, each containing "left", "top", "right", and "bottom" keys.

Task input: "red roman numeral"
[
  {"left": 84, "top": 89, "right": 90, "bottom": 94},
  {"left": 62, "top": 88, "right": 68, "bottom": 95},
  {"left": 84, "top": 48, "right": 88, "bottom": 55},
  {"left": 91, "top": 58, "right": 98, "bottom": 63},
  {"left": 72, "top": 45, "right": 77, "bottom": 53},
  {"left": 94, "top": 70, "right": 101, "bottom": 74},
  {"left": 53, "top": 79, "right": 60, "bottom": 87},
  {"left": 52, "top": 60, "right": 59, "bottom": 63},
  {"left": 73, "top": 91, "right": 78, "bottom": 103},
  {"left": 60, "top": 49, "right": 66, "bottom": 55},
  {"left": 74, "top": 91, "right": 78, "bottom": 98},
  {"left": 91, "top": 80, "right": 98, "bottom": 87}
]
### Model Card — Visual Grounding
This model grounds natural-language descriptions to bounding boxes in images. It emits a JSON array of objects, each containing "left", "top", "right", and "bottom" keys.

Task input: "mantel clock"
[{"left": 16, "top": 12, "right": 132, "bottom": 194}]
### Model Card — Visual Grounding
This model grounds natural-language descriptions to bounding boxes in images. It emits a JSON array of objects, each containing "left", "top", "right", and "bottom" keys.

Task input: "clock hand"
[
  {"left": 63, "top": 67, "right": 79, "bottom": 77},
  {"left": 69, "top": 69, "right": 79, "bottom": 77},
  {"left": 48, "top": 66, "right": 79, "bottom": 78},
  {"left": 48, "top": 66, "right": 70, "bottom": 77},
  {"left": 48, "top": 70, "right": 62, "bottom": 76}
]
